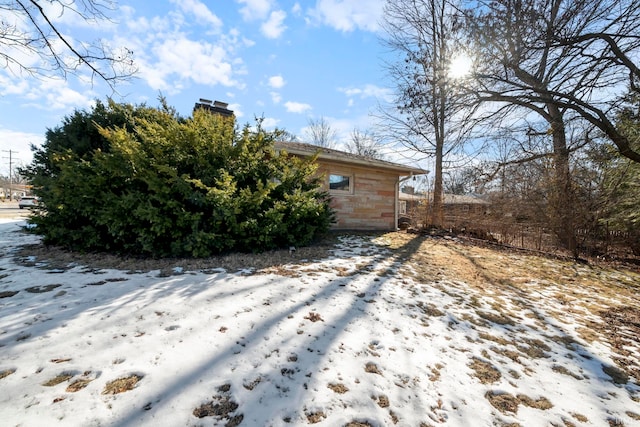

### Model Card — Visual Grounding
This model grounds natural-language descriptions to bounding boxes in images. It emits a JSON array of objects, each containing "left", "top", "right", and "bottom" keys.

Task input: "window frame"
[{"left": 328, "top": 172, "right": 354, "bottom": 194}]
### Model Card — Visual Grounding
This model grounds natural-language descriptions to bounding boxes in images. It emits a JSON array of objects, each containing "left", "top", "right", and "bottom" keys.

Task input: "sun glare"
[{"left": 449, "top": 55, "right": 473, "bottom": 79}]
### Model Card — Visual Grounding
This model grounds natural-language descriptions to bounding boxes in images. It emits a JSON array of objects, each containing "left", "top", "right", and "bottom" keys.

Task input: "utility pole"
[{"left": 1, "top": 150, "right": 17, "bottom": 201}]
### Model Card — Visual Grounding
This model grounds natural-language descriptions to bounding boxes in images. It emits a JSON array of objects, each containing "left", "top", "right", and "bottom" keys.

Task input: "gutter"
[{"left": 396, "top": 174, "right": 415, "bottom": 230}]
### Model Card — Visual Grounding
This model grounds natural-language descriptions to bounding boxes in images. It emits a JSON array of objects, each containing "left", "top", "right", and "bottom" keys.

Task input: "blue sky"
[{"left": 1, "top": 0, "right": 405, "bottom": 171}]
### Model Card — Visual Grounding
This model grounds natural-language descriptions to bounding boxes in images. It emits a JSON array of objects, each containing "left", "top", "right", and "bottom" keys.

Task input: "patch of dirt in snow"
[
  {"left": 193, "top": 384, "right": 243, "bottom": 425},
  {"left": 102, "top": 374, "right": 143, "bottom": 395}
]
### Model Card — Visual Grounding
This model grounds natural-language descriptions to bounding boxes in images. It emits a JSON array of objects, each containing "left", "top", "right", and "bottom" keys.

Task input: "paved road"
[{"left": 0, "top": 202, "right": 30, "bottom": 220}]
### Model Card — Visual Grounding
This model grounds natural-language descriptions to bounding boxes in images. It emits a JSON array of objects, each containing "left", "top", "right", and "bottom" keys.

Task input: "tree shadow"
[{"left": 108, "top": 232, "right": 426, "bottom": 426}]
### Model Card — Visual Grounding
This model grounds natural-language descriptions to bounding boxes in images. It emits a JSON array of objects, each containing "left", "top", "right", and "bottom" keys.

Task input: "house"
[
  {"left": 192, "top": 98, "right": 428, "bottom": 231},
  {"left": 276, "top": 142, "right": 428, "bottom": 230}
]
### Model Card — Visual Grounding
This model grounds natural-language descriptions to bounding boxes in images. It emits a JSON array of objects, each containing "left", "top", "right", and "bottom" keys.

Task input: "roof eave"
[{"left": 278, "top": 145, "right": 429, "bottom": 176}]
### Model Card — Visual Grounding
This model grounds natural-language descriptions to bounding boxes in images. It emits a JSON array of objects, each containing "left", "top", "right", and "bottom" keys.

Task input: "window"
[{"left": 329, "top": 174, "right": 352, "bottom": 193}]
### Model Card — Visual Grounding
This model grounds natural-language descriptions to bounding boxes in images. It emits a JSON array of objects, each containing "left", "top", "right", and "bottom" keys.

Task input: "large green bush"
[{"left": 22, "top": 100, "right": 335, "bottom": 257}]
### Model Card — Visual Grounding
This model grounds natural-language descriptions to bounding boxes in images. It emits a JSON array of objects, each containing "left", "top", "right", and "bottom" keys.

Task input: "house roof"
[{"left": 275, "top": 141, "right": 429, "bottom": 176}]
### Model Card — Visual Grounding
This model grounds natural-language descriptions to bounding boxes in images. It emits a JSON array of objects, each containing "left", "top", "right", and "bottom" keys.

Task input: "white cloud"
[
  {"left": 270, "top": 92, "right": 282, "bottom": 104},
  {"left": 228, "top": 103, "right": 244, "bottom": 118},
  {"left": 261, "top": 10, "right": 287, "bottom": 39},
  {"left": 268, "top": 75, "right": 286, "bottom": 89},
  {"left": 292, "top": 3, "right": 302, "bottom": 15},
  {"left": 0, "top": 128, "right": 45, "bottom": 167},
  {"left": 308, "top": 0, "right": 384, "bottom": 32},
  {"left": 138, "top": 36, "right": 243, "bottom": 93},
  {"left": 24, "top": 78, "right": 96, "bottom": 112},
  {"left": 236, "top": 0, "right": 273, "bottom": 21},
  {"left": 284, "top": 101, "right": 312, "bottom": 113},
  {"left": 260, "top": 117, "right": 280, "bottom": 128},
  {"left": 339, "top": 84, "right": 393, "bottom": 103},
  {"left": 169, "top": 0, "right": 223, "bottom": 30},
  {"left": 0, "top": 75, "right": 29, "bottom": 96}
]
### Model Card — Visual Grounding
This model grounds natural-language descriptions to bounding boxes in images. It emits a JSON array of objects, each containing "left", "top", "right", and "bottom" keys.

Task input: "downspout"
[{"left": 397, "top": 173, "right": 414, "bottom": 230}]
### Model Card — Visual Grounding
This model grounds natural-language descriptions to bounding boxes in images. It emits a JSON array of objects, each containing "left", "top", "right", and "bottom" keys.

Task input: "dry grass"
[
  {"left": 428, "top": 364, "right": 443, "bottom": 382},
  {"left": 0, "top": 290, "right": 19, "bottom": 298},
  {"left": 516, "top": 338, "right": 551, "bottom": 359},
  {"left": 42, "top": 373, "right": 73, "bottom": 387},
  {"left": 327, "top": 383, "right": 349, "bottom": 394},
  {"left": 478, "top": 332, "right": 512, "bottom": 346},
  {"left": 304, "top": 312, "right": 324, "bottom": 322},
  {"left": 0, "top": 369, "right": 16, "bottom": 380},
  {"left": 66, "top": 378, "right": 94, "bottom": 392},
  {"left": 101, "top": 374, "right": 143, "bottom": 395},
  {"left": 626, "top": 411, "right": 640, "bottom": 421},
  {"left": 25, "top": 284, "right": 61, "bottom": 293},
  {"left": 571, "top": 413, "right": 589, "bottom": 422},
  {"left": 485, "top": 391, "right": 553, "bottom": 414},
  {"left": 374, "top": 394, "right": 390, "bottom": 408},
  {"left": 364, "top": 362, "right": 383, "bottom": 375},
  {"left": 243, "top": 377, "right": 262, "bottom": 391},
  {"left": 15, "top": 234, "right": 339, "bottom": 274},
  {"left": 416, "top": 301, "right": 444, "bottom": 317},
  {"left": 485, "top": 391, "right": 520, "bottom": 414},
  {"left": 476, "top": 310, "right": 516, "bottom": 326},
  {"left": 469, "top": 358, "right": 501, "bottom": 384},
  {"left": 306, "top": 411, "right": 326, "bottom": 424},
  {"left": 192, "top": 383, "right": 243, "bottom": 426},
  {"left": 552, "top": 365, "right": 583, "bottom": 380},
  {"left": 601, "top": 364, "right": 629, "bottom": 385},
  {"left": 382, "top": 231, "right": 640, "bottom": 389},
  {"left": 517, "top": 394, "right": 553, "bottom": 410},
  {"left": 490, "top": 346, "right": 523, "bottom": 363}
]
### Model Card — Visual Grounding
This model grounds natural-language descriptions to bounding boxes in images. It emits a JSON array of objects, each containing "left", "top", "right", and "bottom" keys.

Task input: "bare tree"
[
  {"left": 380, "top": 0, "right": 470, "bottom": 227},
  {"left": 0, "top": 0, "right": 135, "bottom": 87},
  {"left": 460, "top": 0, "right": 640, "bottom": 254},
  {"left": 304, "top": 116, "right": 337, "bottom": 148},
  {"left": 273, "top": 128, "right": 299, "bottom": 142},
  {"left": 345, "top": 128, "right": 383, "bottom": 159}
]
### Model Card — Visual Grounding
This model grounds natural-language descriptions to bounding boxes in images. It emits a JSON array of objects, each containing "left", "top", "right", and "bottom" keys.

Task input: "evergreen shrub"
[{"left": 22, "top": 100, "right": 335, "bottom": 257}]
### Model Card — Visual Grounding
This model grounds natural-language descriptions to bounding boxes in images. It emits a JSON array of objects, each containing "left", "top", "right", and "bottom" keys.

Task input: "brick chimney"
[{"left": 193, "top": 98, "right": 234, "bottom": 118}]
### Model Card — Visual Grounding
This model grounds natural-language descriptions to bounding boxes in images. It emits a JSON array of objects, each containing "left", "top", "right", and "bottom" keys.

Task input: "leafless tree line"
[{"left": 380, "top": 0, "right": 640, "bottom": 258}]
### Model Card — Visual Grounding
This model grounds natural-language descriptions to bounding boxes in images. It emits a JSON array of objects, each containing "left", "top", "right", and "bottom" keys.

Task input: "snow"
[{"left": 1, "top": 219, "right": 639, "bottom": 426}]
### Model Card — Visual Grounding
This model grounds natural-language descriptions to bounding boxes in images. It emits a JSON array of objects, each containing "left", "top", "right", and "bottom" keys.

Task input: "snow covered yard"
[{"left": 1, "top": 219, "right": 639, "bottom": 427}]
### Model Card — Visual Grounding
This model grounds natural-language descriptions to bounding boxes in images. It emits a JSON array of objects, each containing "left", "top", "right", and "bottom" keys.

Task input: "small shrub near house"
[{"left": 21, "top": 99, "right": 335, "bottom": 257}]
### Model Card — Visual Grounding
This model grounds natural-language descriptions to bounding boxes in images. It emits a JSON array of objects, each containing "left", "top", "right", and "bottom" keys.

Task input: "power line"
[{"left": 1, "top": 149, "right": 18, "bottom": 200}]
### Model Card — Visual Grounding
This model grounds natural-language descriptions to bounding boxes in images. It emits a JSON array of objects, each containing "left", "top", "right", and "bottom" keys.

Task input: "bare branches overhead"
[
  {"left": 304, "top": 116, "right": 337, "bottom": 148},
  {"left": 463, "top": 0, "right": 640, "bottom": 162},
  {"left": 0, "top": 0, "right": 136, "bottom": 88}
]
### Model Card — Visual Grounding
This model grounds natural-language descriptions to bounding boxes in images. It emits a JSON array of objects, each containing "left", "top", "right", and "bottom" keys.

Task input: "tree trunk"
[
  {"left": 432, "top": 140, "right": 444, "bottom": 227},
  {"left": 548, "top": 105, "right": 577, "bottom": 256}
]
